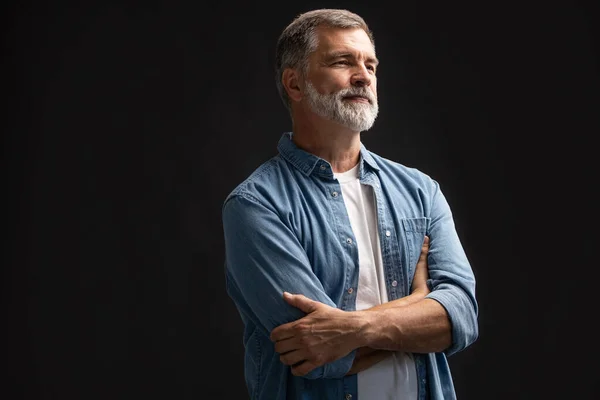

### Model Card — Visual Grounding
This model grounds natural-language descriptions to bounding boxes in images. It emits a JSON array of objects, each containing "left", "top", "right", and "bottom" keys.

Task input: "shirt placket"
[{"left": 321, "top": 174, "right": 359, "bottom": 312}]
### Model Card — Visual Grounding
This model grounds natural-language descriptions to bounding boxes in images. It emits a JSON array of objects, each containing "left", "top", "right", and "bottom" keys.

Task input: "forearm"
[
  {"left": 368, "top": 289, "right": 428, "bottom": 311},
  {"left": 345, "top": 348, "right": 391, "bottom": 375},
  {"left": 357, "top": 298, "right": 452, "bottom": 353},
  {"left": 346, "top": 290, "right": 430, "bottom": 374}
]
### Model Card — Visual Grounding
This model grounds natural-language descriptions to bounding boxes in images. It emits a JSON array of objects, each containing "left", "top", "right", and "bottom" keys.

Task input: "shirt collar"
[{"left": 277, "top": 132, "right": 380, "bottom": 178}]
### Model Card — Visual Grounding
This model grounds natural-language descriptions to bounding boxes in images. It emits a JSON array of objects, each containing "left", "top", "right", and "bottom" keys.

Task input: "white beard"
[{"left": 305, "top": 81, "right": 379, "bottom": 132}]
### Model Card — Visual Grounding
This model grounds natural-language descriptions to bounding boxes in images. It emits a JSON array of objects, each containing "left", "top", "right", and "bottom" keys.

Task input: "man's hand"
[
  {"left": 272, "top": 235, "right": 432, "bottom": 376},
  {"left": 345, "top": 235, "right": 431, "bottom": 375},
  {"left": 411, "top": 235, "right": 431, "bottom": 296},
  {"left": 270, "top": 292, "right": 366, "bottom": 376},
  {"left": 370, "top": 235, "right": 431, "bottom": 312}
]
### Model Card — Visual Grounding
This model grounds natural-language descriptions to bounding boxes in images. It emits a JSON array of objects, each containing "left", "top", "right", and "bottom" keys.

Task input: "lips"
[{"left": 343, "top": 95, "right": 371, "bottom": 103}]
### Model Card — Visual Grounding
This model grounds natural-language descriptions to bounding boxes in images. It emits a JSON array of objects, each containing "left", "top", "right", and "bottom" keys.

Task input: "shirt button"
[
  {"left": 320, "top": 164, "right": 326, "bottom": 170},
  {"left": 391, "top": 280, "right": 398, "bottom": 287},
  {"left": 332, "top": 191, "right": 338, "bottom": 197},
  {"left": 347, "top": 288, "right": 353, "bottom": 294},
  {"left": 345, "top": 394, "right": 353, "bottom": 400},
  {"left": 385, "top": 230, "right": 391, "bottom": 237},
  {"left": 346, "top": 238, "right": 353, "bottom": 244}
]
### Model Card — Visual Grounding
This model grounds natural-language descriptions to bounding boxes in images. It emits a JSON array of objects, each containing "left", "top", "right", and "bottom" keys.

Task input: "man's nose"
[{"left": 350, "top": 65, "right": 372, "bottom": 87}]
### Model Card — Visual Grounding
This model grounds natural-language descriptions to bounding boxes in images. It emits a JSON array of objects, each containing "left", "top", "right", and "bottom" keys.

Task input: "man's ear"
[{"left": 281, "top": 68, "right": 303, "bottom": 103}]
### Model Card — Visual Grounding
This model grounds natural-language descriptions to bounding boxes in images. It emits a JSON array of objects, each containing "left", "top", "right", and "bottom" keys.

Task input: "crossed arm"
[
  {"left": 223, "top": 189, "right": 477, "bottom": 379},
  {"left": 270, "top": 236, "right": 453, "bottom": 376}
]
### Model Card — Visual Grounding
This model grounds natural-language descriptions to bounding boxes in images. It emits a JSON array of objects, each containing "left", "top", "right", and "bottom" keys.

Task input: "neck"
[{"left": 291, "top": 112, "right": 361, "bottom": 173}]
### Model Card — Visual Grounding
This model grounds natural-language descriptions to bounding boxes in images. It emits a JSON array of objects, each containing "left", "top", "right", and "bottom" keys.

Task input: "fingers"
[
  {"left": 418, "top": 235, "right": 430, "bottom": 263},
  {"left": 279, "top": 349, "right": 306, "bottom": 366},
  {"left": 274, "top": 336, "right": 298, "bottom": 354},
  {"left": 270, "top": 322, "right": 294, "bottom": 342},
  {"left": 291, "top": 360, "right": 319, "bottom": 376},
  {"left": 412, "top": 235, "right": 431, "bottom": 293},
  {"left": 282, "top": 292, "right": 318, "bottom": 314}
]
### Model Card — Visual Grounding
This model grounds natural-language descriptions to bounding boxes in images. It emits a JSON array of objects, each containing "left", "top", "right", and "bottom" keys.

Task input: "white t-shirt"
[{"left": 334, "top": 163, "right": 417, "bottom": 400}]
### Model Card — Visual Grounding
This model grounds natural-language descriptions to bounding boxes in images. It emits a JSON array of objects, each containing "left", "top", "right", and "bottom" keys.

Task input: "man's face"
[{"left": 303, "top": 26, "right": 379, "bottom": 132}]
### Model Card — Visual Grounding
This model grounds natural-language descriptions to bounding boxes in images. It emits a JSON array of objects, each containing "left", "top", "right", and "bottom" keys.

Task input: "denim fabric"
[{"left": 223, "top": 132, "right": 478, "bottom": 400}]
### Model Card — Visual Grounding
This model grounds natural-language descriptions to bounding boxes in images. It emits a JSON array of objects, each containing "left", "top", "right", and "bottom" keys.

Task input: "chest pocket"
[{"left": 401, "top": 217, "right": 430, "bottom": 278}]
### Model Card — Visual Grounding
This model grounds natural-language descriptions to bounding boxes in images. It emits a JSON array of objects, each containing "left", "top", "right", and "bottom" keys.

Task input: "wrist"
[{"left": 354, "top": 309, "right": 380, "bottom": 348}]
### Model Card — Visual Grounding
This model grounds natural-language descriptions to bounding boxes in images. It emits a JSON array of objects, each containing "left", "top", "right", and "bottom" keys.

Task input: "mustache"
[{"left": 336, "top": 87, "right": 377, "bottom": 104}]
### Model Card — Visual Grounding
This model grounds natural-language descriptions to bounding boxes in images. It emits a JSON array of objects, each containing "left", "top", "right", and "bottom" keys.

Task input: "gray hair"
[{"left": 274, "top": 9, "right": 375, "bottom": 113}]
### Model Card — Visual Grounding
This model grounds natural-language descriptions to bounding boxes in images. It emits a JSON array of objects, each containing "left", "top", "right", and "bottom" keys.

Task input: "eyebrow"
[{"left": 324, "top": 51, "right": 379, "bottom": 65}]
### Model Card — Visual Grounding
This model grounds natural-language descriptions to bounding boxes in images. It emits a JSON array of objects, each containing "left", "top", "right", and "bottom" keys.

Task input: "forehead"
[{"left": 312, "top": 26, "right": 376, "bottom": 59}]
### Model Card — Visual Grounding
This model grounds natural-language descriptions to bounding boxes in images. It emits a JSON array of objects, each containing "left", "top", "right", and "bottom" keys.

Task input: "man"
[{"left": 222, "top": 8, "right": 478, "bottom": 400}]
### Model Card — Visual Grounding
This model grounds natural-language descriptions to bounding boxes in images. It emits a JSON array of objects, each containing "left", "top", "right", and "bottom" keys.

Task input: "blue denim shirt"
[{"left": 223, "top": 132, "right": 478, "bottom": 400}]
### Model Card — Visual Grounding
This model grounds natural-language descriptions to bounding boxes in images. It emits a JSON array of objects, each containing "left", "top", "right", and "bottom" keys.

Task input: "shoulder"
[{"left": 222, "top": 155, "right": 287, "bottom": 212}]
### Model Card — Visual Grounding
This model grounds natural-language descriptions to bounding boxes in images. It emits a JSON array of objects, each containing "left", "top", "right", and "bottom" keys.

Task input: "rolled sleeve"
[
  {"left": 223, "top": 193, "right": 355, "bottom": 378},
  {"left": 424, "top": 181, "right": 479, "bottom": 356}
]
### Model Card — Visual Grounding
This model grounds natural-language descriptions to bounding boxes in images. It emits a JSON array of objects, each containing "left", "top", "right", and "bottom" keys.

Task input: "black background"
[{"left": 4, "top": 0, "right": 599, "bottom": 399}]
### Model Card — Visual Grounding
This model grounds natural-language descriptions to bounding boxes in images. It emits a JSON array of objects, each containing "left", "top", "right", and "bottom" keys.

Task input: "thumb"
[{"left": 283, "top": 292, "right": 318, "bottom": 313}]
